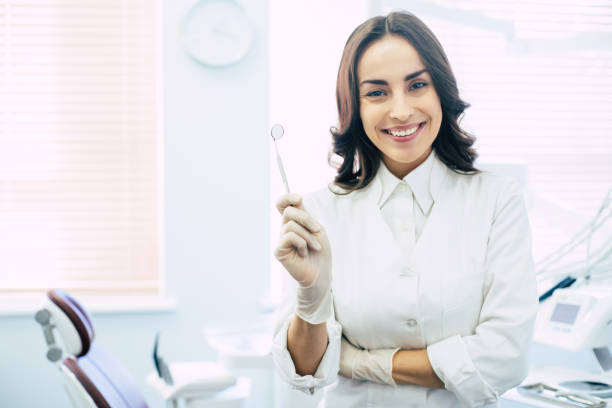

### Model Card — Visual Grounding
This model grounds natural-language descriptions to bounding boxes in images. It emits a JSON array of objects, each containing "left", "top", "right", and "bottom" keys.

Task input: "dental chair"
[
  {"left": 35, "top": 289, "right": 250, "bottom": 408},
  {"left": 34, "top": 289, "right": 150, "bottom": 408}
]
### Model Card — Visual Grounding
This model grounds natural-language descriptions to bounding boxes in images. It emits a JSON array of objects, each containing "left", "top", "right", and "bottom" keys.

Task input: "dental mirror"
[
  {"left": 270, "top": 124, "right": 290, "bottom": 193},
  {"left": 271, "top": 124, "right": 284, "bottom": 141}
]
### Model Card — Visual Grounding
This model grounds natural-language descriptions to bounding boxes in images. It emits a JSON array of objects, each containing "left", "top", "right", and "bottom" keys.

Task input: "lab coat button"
[{"left": 406, "top": 319, "right": 417, "bottom": 327}]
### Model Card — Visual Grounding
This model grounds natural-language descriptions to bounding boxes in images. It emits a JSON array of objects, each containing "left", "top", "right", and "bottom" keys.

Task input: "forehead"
[{"left": 357, "top": 35, "right": 426, "bottom": 82}]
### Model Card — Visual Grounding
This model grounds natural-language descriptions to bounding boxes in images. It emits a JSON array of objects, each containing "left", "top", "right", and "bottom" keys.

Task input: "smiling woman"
[
  {"left": 272, "top": 10, "right": 538, "bottom": 408},
  {"left": 330, "top": 12, "right": 479, "bottom": 193}
]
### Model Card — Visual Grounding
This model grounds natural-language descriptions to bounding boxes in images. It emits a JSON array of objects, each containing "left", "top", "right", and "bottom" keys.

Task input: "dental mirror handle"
[{"left": 274, "top": 143, "right": 290, "bottom": 193}]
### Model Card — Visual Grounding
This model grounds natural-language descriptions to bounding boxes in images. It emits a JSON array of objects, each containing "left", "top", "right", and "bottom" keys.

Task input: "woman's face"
[{"left": 357, "top": 35, "right": 442, "bottom": 178}]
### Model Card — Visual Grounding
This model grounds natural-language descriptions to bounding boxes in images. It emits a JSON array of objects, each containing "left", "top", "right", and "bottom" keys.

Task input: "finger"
[
  {"left": 282, "top": 206, "right": 321, "bottom": 233},
  {"left": 276, "top": 193, "right": 303, "bottom": 214},
  {"left": 282, "top": 220, "right": 322, "bottom": 251},
  {"left": 277, "top": 231, "right": 308, "bottom": 258}
]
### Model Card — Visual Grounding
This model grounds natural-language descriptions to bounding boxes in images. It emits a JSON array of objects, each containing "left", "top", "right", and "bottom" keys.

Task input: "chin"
[{"left": 393, "top": 153, "right": 423, "bottom": 165}]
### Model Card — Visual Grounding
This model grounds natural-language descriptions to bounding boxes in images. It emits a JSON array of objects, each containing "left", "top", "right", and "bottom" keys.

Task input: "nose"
[{"left": 389, "top": 94, "right": 415, "bottom": 122}]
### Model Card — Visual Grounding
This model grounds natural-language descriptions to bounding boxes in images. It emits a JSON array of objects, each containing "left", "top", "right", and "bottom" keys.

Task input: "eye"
[
  {"left": 410, "top": 81, "right": 428, "bottom": 90},
  {"left": 364, "top": 90, "right": 386, "bottom": 97}
]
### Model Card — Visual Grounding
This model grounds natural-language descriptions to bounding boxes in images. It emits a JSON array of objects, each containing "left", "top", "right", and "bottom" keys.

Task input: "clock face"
[{"left": 181, "top": 0, "right": 254, "bottom": 67}]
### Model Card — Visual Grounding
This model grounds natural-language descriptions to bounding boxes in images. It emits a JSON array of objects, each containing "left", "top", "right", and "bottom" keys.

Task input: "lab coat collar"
[{"left": 376, "top": 149, "right": 439, "bottom": 215}]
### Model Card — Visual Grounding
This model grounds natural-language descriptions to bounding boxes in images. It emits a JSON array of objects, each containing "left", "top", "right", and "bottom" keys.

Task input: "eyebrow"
[{"left": 359, "top": 68, "right": 428, "bottom": 87}]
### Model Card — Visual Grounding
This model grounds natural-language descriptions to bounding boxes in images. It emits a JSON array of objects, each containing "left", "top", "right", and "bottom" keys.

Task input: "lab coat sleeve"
[
  {"left": 426, "top": 179, "right": 538, "bottom": 407},
  {"left": 271, "top": 189, "right": 342, "bottom": 394},
  {"left": 271, "top": 289, "right": 342, "bottom": 394}
]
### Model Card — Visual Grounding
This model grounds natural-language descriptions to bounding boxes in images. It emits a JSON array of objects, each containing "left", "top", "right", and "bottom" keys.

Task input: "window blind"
[{"left": 0, "top": 0, "right": 161, "bottom": 295}]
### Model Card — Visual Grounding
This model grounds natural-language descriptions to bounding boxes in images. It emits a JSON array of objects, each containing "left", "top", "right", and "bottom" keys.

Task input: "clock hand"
[{"left": 213, "top": 26, "right": 239, "bottom": 40}]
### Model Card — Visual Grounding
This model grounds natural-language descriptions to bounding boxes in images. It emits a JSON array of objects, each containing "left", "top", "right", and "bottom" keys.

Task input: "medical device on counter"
[
  {"left": 528, "top": 283, "right": 612, "bottom": 404},
  {"left": 517, "top": 382, "right": 608, "bottom": 407},
  {"left": 535, "top": 286, "right": 612, "bottom": 352},
  {"left": 510, "top": 188, "right": 612, "bottom": 407}
]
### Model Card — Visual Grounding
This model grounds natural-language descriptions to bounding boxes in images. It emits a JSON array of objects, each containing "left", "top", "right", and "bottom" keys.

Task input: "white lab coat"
[{"left": 272, "top": 150, "right": 538, "bottom": 407}]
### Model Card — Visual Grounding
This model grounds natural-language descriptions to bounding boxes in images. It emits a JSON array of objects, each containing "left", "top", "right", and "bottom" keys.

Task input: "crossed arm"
[
  {"left": 391, "top": 348, "right": 444, "bottom": 388},
  {"left": 287, "top": 313, "right": 443, "bottom": 388}
]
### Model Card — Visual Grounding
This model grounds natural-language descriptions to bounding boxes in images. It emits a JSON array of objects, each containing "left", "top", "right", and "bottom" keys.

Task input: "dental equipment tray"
[{"left": 518, "top": 382, "right": 607, "bottom": 407}]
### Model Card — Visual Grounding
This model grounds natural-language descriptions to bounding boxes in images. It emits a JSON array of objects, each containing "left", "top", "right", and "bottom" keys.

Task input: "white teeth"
[{"left": 388, "top": 125, "right": 419, "bottom": 137}]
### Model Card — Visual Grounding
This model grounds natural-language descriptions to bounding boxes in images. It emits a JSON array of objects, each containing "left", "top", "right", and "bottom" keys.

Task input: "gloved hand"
[
  {"left": 274, "top": 193, "right": 332, "bottom": 325},
  {"left": 339, "top": 336, "right": 399, "bottom": 386}
]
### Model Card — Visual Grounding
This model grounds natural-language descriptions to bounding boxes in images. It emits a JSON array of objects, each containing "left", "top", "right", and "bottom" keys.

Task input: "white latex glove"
[
  {"left": 339, "top": 336, "right": 399, "bottom": 386},
  {"left": 274, "top": 193, "right": 332, "bottom": 324}
]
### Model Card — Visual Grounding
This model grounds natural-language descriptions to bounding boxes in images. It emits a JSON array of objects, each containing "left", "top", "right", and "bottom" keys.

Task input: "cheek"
[
  {"left": 431, "top": 106, "right": 442, "bottom": 128},
  {"left": 433, "top": 95, "right": 443, "bottom": 121},
  {"left": 425, "top": 98, "right": 443, "bottom": 129},
  {"left": 359, "top": 105, "right": 378, "bottom": 131}
]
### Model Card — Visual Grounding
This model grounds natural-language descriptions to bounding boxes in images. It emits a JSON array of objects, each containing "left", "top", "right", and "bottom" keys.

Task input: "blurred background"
[{"left": 1, "top": 0, "right": 611, "bottom": 407}]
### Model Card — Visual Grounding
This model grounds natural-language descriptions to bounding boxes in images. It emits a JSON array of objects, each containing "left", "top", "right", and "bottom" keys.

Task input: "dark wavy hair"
[{"left": 328, "top": 11, "right": 480, "bottom": 193}]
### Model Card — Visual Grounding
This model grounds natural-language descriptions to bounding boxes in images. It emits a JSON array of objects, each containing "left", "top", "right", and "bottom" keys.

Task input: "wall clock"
[{"left": 181, "top": 0, "right": 254, "bottom": 67}]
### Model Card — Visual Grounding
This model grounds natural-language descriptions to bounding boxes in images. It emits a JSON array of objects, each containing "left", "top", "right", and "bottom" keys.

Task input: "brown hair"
[{"left": 329, "top": 11, "right": 480, "bottom": 193}]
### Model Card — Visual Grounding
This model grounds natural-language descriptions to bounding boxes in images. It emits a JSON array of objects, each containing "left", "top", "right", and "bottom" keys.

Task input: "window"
[{"left": 0, "top": 0, "right": 167, "bottom": 311}]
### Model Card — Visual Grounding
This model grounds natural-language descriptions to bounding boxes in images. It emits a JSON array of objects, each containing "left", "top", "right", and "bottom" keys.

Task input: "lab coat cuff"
[
  {"left": 427, "top": 335, "right": 498, "bottom": 407},
  {"left": 271, "top": 313, "right": 342, "bottom": 394}
]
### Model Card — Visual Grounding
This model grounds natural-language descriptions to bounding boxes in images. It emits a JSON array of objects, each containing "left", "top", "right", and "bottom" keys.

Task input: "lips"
[
  {"left": 382, "top": 121, "right": 425, "bottom": 142},
  {"left": 382, "top": 122, "right": 426, "bottom": 135},
  {"left": 383, "top": 122, "right": 425, "bottom": 134}
]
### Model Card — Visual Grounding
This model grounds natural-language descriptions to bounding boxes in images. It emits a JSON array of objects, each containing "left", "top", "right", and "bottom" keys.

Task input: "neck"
[{"left": 383, "top": 148, "right": 432, "bottom": 179}]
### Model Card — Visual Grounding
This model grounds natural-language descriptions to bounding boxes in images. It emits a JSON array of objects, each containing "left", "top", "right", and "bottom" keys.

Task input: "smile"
[{"left": 382, "top": 122, "right": 426, "bottom": 142}]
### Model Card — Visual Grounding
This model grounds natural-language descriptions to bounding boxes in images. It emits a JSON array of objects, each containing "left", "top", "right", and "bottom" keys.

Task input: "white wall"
[{"left": 0, "top": 0, "right": 270, "bottom": 406}]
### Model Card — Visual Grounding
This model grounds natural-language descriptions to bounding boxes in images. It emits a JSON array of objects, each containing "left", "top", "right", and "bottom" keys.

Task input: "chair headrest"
[{"left": 46, "top": 289, "right": 95, "bottom": 357}]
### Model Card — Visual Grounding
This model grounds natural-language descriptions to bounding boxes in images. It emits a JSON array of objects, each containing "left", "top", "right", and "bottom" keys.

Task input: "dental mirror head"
[{"left": 271, "top": 124, "right": 284, "bottom": 141}]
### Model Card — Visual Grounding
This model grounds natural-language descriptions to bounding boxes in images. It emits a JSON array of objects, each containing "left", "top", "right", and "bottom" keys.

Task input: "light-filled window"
[
  {"left": 0, "top": 0, "right": 164, "bottom": 307},
  {"left": 269, "top": 0, "right": 612, "bottom": 299}
]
